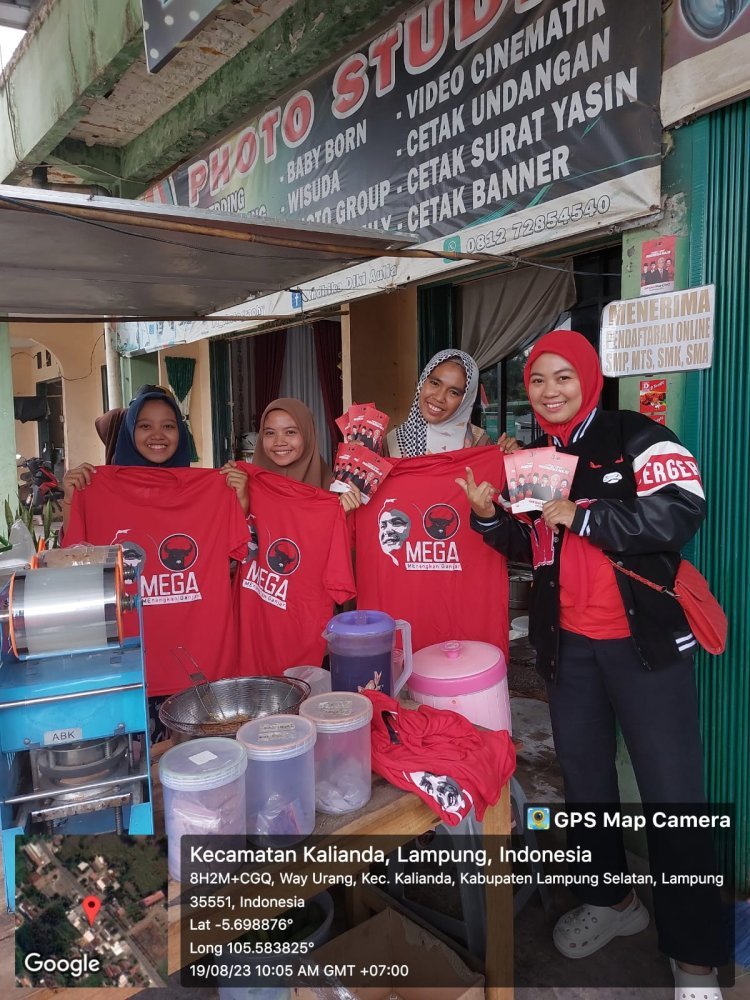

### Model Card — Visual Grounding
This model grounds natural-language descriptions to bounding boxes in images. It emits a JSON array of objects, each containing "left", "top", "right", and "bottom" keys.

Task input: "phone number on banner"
[{"left": 464, "top": 195, "right": 612, "bottom": 253}]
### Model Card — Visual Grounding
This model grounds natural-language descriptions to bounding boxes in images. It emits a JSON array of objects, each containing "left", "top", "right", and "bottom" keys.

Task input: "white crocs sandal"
[
  {"left": 553, "top": 893, "right": 650, "bottom": 959},
  {"left": 670, "top": 958, "right": 723, "bottom": 1000}
]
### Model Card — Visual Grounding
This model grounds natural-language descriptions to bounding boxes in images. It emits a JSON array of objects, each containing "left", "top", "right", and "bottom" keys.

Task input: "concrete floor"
[{"left": 511, "top": 695, "right": 749, "bottom": 1000}]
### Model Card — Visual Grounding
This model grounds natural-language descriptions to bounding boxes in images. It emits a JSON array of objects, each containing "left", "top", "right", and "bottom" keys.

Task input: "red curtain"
[
  {"left": 253, "top": 330, "right": 287, "bottom": 425},
  {"left": 314, "top": 321, "right": 342, "bottom": 457}
]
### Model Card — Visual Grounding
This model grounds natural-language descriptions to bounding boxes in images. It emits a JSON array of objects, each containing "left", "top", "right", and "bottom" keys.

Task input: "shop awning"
[{"left": 0, "top": 185, "right": 416, "bottom": 321}]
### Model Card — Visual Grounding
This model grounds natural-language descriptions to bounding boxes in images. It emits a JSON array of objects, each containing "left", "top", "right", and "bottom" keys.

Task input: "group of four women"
[{"left": 61, "top": 332, "right": 724, "bottom": 997}]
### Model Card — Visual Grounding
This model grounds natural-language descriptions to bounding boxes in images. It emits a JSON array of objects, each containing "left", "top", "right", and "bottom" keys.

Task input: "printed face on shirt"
[
  {"left": 121, "top": 541, "right": 146, "bottom": 573},
  {"left": 261, "top": 409, "right": 304, "bottom": 468},
  {"left": 134, "top": 400, "right": 180, "bottom": 463},
  {"left": 527, "top": 352, "right": 583, "bottom": 426},
  {"left": 418, "top": 361, "right": 467, "bottom": 425},
  {"left": 379, "top": 508, "right": 411, "bottom": 554},
  {"left": 410, "top": 771, "right": 466, "bottom": 815},
  {"left": 244, "top": 519, "right": 259, "bottom": 563}
]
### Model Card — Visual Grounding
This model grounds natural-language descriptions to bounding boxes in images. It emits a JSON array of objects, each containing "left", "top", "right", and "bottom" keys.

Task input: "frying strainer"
[{"left": 158, "top": 676, "right": 311, "bottom": 739}]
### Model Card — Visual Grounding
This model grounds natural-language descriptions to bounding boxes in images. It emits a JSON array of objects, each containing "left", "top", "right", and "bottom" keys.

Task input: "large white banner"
[{"left": 600, "top": 285, "right": 715, "bottom": 378}]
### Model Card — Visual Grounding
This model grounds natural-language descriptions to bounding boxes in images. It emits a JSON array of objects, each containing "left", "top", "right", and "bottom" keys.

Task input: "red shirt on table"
[
  {"left": 64, "top": 466, "right": 248, "bottom": 697},
  {"left": 235, "top": 464, "right": 356, "bottom": 676},
  {"left": 354, "top": 446, "right": 509, "bottom": 655}
]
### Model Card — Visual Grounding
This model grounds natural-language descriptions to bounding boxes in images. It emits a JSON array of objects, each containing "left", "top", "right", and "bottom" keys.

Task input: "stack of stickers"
[
  {"left": 503, "top": 448, "right": 578, "bottom": 513},
  {"left": 332, "top": 403, "right": 393, "bottom": 503}
]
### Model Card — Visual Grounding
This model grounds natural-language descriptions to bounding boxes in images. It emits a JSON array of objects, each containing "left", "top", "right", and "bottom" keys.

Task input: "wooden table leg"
[{"left": 484, "top": 782, "right": 514, "bottom": 1000}]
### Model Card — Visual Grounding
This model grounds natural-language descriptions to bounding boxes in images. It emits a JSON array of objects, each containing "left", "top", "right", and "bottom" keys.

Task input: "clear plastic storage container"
[
  {"left": 236, "top": 714, "right": 316, "bottom": 841},
  {"left": 299, "top": 692, "right": 373, "bottom": 814},
  {"left": 283, "top": 664, "right": 332, "bottom": 697},
  {"left": 159, "top": 737, "right": 247, "bottom": 880}
]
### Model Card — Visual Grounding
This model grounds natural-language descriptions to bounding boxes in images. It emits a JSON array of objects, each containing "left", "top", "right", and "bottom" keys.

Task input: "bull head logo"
[
  {"left": 266, "top": 538, "right": 301, "bottom": 576},
  {"left": 159, "top": 533, "right": 198, "bottom": 571},
  {"left": 423, "top": 504, "right": 459, "bottom": 540}
]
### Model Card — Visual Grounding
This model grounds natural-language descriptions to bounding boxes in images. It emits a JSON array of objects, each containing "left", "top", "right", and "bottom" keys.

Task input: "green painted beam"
[
  {"left": 0, "top": 0, "right": 143, "bottom": 183},
  {"left": 118, "top": 0, "right": 410, "bottom": 183}
]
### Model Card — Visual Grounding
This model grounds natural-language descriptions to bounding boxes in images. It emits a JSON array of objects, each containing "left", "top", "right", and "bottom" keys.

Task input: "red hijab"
[{"left": 524, "top": 330, "right": 603, "bottom": 445}]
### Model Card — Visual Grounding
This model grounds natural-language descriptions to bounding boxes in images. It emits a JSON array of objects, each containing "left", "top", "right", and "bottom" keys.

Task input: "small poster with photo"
[
  {"left": 336, "top": 402, "right": 389, "bottom": 455},
  {"left": 640, "top": 236, "right": 676, "bottom": 297},
  {"left": 335, "top": 412, "right": 351, "bottom": 440},
  {"left": 537, "top": 452, "right": 579, "bottom": 504},
  {"left": 332, "top": 443, "right": 393, "bottom": 504},
  {"left": 639, "top": 378, "right": 667, "bottom": 425},
  {"left": 504, "top": 448, "right": 578, "bottom": 513},
  {"left": 348, "top": 404, "right": 389, "bottom": 453}
]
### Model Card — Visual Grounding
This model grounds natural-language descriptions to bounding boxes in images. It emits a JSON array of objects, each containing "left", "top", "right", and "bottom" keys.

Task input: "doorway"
[{"left": 35, "top": 378, "right": 64, "bottom": 475}]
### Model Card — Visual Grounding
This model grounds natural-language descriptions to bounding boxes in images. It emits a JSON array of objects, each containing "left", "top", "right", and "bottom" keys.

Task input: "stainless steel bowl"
[{"left": 158, "top": 676, "right": 311, "bottom": 741}]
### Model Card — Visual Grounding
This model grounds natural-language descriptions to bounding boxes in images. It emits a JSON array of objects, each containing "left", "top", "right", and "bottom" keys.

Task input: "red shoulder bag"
[{"left": 608, "top": 558, "right": 727, "bottom": 656}]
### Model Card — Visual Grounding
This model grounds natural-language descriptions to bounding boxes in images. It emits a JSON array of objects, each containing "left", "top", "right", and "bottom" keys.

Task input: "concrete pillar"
[
  {"left": 104, "top": 323, "right": 123, "bottom": 408},
  {"left": 0, "top": 323, "right": 18, "bottom": 512}
]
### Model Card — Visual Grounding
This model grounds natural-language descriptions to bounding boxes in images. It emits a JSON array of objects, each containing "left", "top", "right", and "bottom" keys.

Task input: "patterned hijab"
[
  {"left": 394, "top": 349, "right": 479, "bottom": 457},
  {"left": 253, "top": 397, "right": 333, "bottom": 488}
]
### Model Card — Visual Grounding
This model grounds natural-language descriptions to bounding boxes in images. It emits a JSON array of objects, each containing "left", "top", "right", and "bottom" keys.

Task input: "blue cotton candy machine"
[{"left": 0, "top": 545, "right": 153, "bottom": 910}]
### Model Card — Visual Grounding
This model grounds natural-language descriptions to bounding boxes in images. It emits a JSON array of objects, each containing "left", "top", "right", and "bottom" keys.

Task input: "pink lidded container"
[{"left": 408, "top": 640, "right": 512, "bottom": 733}]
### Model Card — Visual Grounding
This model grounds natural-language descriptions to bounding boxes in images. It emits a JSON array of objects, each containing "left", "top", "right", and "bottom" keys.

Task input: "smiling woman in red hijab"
[{"left": 459, "top": 330, "right": 726, "bottom": 996}]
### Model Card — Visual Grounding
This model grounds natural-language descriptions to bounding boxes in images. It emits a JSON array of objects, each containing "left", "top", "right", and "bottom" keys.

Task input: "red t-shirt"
[
  {"left": 559, "top": 535, "right": 630, "bottom": 639},
  {"left": 354, "top": 447, "right": 509, "bottom": 654},
  {"left": 64, "top": 466, "right": 248, "bottom": 697},
  {"left": 235, "top": 464, "right": 356, "bottom": 676}
]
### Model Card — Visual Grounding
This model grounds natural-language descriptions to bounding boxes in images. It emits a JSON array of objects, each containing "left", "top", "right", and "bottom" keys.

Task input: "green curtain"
[
  {"left": 164, "top": 356, "right": 199, "bottom": 462},
  {"left": 418, "top": 284, "right": 456, "bottom": 370}
]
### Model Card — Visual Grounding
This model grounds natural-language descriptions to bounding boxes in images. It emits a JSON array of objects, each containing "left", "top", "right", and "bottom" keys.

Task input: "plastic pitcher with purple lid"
[{"left": 323, "top": 610, "right": 412, "bottom": 696}]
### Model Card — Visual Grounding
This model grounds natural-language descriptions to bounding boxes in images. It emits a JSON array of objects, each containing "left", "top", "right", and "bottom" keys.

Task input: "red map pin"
[{"left": 82, "top": 895, "right": 101, "bottom": 926}]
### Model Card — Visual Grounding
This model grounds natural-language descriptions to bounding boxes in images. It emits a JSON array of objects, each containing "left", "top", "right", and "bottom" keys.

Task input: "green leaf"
[
  {"left": 43, "top": 501, "right": 52, "bottom": 540},
  {"left": 4, "top": 499, "right": 12, "bottom": 535}
]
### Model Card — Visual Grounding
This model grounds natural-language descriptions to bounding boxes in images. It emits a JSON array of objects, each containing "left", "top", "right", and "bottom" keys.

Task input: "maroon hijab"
[{"left": 94, "top": 408, "right": 127, "bottom": 465}]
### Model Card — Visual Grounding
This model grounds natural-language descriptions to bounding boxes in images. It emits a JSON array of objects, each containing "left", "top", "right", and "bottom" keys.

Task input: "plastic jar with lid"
[
  {"left": 236, "top": 714, "right": 316, "bottom": 841},
  {"left": 283, "top": 665, "right": 331, "bottom": 697},
  {"left": 299, "top": 692, "right": 373, "bottom": 814},
  {"left": 159, "top": 737, "right": 247, "bottom": 881}
]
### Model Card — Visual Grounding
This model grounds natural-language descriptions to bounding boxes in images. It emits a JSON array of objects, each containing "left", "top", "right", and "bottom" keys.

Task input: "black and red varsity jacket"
[{"left": 471, "top": 408, "right": 706, "bottom": 681}]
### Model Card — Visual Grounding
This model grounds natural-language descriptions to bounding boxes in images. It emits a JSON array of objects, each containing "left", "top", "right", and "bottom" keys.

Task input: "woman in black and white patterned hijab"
[{"left": 386, "top": 349, "right": 487, "bottom": 458}]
